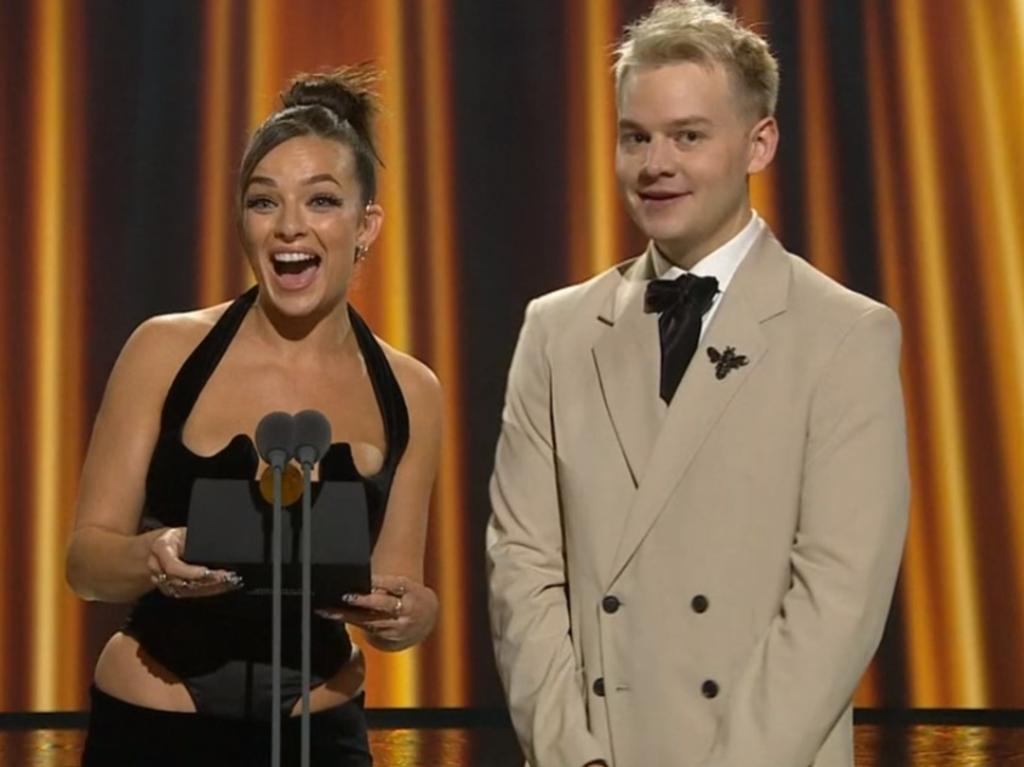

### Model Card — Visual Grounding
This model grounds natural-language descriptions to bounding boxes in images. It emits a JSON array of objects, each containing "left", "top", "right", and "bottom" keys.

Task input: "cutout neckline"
[
  {"left": 154, "top": 286, "right": 407, "bottom": 488},
  {"left": 175, "top": 427, "right": 387, "bottom": 482}
]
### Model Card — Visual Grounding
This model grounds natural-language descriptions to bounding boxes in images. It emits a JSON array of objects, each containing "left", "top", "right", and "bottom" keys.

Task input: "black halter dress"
[{"left": 83, "top": 287, "right": 408, "bottom": 765}]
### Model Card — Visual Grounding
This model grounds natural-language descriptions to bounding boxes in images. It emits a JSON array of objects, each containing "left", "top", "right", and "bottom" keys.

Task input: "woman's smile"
[{"left": 269, "top": 249, "right": 323, "bottom": 292}]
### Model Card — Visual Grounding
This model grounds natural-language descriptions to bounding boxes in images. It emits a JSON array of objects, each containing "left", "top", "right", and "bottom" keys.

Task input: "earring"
[{"left": 355, "top": 245, "right": 367, "bottom": 262}]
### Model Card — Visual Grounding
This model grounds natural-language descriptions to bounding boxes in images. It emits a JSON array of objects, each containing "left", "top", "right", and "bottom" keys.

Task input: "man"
[{"left": 486, "top": 2, "right": 909, "bottom": 766}]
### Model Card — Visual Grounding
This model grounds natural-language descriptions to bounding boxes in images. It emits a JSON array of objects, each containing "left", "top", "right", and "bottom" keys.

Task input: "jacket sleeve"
[
  {"left": 700, "top": 306, "right": 910, "bottom": 767},
  {"left": 486, "top": 300, "right": 609, "bottom": 767}
]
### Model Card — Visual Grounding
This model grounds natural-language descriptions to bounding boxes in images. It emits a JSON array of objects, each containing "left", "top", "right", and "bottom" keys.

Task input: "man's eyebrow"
[
  {"left": 617, "top": 116, "right": 714, "bottom": 130},
  {"left": 667, "top": 116, "right": 713, "bottom": 128}
]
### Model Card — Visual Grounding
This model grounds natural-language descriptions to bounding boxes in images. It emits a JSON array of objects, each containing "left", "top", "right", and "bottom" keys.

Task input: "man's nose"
[{"left": 641, "top": 136, "right": 674, "bottom": 177}]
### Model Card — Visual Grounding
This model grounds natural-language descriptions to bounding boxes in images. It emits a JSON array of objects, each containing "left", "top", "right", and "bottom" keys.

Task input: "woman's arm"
[
  {"left": 321, "top": 350, "right": 443, "bottom": 651},
  {"left": 65, "top": 315, "right": 224, "bottom": 602}
]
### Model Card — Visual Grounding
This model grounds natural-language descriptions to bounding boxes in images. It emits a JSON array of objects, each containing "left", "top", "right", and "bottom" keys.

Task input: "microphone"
[
  {"left": 255, "top": 411, "right": 294, "bottom": 767},
  {"left": 291, "top": 409, "right": 331, "bottom": 767},
  {"left": 255, "top": 411, "right": 296, "bottom": 469},
  {"left": 293, "top": 409, "right": 332, "bottom": 467}
]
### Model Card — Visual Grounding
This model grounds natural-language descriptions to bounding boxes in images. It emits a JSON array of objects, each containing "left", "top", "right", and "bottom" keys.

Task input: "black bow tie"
[{"left": 643, "top": 274, "right": 719, "bottom": 403}]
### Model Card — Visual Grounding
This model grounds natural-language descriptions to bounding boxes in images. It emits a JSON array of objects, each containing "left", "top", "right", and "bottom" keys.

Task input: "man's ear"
[{"left": 747, "top": 116, "right": 779, "bottom": 174}]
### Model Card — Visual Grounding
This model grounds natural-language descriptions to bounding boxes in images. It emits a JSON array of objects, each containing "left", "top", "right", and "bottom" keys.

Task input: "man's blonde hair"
[{"left": 613, "top": 0, "right": 779, "bottom": 119}]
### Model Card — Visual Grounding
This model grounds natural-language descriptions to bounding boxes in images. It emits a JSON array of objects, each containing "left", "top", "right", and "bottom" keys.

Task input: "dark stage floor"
[{"left": 4, "top": 722, "right": 1024, "bottom": 766}]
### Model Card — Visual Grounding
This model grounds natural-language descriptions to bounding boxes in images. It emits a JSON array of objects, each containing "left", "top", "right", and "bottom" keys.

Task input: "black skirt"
[{"left": 81, "top": 685, "right": 372, "bottom": 767}]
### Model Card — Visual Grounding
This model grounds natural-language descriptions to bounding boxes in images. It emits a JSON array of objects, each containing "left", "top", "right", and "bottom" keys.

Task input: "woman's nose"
[{"left": 274, "top": 204, "right": 307, "bottom": 240}]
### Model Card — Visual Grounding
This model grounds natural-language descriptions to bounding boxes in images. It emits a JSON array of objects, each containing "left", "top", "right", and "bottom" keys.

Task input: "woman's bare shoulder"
[
  {"left": 376, "top": 341, "right": 442, "bottom": 415},
  {"left": 110, "top": 302, "right": 234, "bottom": 393}
]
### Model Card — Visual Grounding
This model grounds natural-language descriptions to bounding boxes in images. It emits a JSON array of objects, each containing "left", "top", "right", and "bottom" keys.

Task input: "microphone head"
[
  {"left": 293, "top": 409, "right": 332, "bottom": 466},
  {"left": 254, "top": 411, "right": 296, "bottom": 468}
]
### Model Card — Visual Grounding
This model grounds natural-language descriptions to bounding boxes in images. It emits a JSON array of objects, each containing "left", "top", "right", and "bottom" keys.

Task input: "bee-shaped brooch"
[{"left": 707, "top": 346, "right": 748, "bottom": 380}]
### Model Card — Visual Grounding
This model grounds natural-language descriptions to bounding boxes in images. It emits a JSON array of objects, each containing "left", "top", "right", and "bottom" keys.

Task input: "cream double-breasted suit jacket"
[{"left": 486, "top": 226, "right": 909, "bottom": 767}]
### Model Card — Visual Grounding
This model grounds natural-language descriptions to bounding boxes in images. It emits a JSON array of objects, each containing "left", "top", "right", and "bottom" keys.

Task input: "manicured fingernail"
[
  {"left": 341, "top": 593, "right": 357, "bottom": 604},
  {"left": 223, "top": 573, "right": 243, "bottom": 587}
]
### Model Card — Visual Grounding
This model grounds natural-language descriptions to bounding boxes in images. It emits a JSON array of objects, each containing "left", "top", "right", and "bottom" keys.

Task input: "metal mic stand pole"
[
  {"left": 291, "top": 409, "right": 330, "bottom": 767},
  {"left": 272, "top": 460, "right": 283, "bottom": 767},
  {"left": 300, "top": 458, "right": 313, "bottom": 767},
  {"left": 255, "top": 411, "right": 295, "bottom": 767},
  {"left": 293, "top": 409, "right": 329, "bottom": 767}
]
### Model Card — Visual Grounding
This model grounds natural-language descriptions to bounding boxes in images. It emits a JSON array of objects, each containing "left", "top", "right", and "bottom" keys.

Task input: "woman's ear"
[{"left": 358, "top": 202, "right": 384, "bottom": 251}]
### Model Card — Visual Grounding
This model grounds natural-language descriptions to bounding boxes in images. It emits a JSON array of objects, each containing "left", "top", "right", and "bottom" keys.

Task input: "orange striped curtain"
[{"left": 1, "top": 0, "right": 1023, "bottom": 713}]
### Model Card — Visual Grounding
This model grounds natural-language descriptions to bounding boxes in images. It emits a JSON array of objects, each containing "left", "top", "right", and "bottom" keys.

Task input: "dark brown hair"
[{"left": 238, "top": 65, "right": 383, "bottom": 211}]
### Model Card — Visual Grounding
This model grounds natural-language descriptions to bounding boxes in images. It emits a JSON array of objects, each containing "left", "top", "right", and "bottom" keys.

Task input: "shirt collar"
[{"left": 652, "top": 211, "right": 763, "bottom": 292}]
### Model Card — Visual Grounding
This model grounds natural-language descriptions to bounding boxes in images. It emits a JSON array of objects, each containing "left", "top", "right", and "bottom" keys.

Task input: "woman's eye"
[
  {"left": 245, "top": 196, "right": 274, "bottom": 210},
  {"left": 310, "top": 194, "right": 342, "bottom": 208}
]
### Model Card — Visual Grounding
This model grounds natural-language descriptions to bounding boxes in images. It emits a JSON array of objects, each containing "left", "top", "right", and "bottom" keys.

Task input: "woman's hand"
[
  {"left": 146, "top": 527, "right": 242, "bottom": 598},
  {"left": 317, "top": 574, "right": 438, "bottom": 650}
]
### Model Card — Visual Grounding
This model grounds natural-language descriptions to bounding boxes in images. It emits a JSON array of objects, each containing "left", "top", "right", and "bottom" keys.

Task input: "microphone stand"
[
  {"left": 272, "top": 458, "right": 283, "bottom": 767},
  {"left": 293, "top": 409, "right": 331, "bottom": 767},
  {"left": 300, "top": 456, "right": 313, "bottom": 767},
  {"left": 255, "top": 411, "right": 295, "bottom": 767}
]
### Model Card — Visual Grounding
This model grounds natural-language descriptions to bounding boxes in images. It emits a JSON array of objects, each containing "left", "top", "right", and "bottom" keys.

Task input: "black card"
[{"left": 183, "top": 478, "right": 372, "bottom": 605}]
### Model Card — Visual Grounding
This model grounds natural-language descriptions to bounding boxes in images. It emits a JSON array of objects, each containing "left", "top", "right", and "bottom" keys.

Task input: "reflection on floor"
[{"left": 4, "top": 724, "right": 1024, "bottom": 766}]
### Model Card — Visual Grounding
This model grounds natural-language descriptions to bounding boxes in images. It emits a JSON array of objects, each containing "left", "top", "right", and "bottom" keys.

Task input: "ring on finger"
[
  {"left": 155, "top": 572, "right": 168, "bottom": 583},
  {"left": 393, "top": 597, "right": 403, "bottom": 618}
]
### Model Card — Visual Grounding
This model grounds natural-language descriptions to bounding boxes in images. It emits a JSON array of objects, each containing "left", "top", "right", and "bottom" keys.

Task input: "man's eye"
[
  {"left": 621, "top": 132, "right": 647, "bottom": 145},
  {"left": 678, "top": 131, "right": 703, "bottom": 144}
]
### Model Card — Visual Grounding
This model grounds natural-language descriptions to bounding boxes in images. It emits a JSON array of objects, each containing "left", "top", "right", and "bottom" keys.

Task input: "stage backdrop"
[{"left": 1, "top": 0, "right": 1023, "bottom": 712}]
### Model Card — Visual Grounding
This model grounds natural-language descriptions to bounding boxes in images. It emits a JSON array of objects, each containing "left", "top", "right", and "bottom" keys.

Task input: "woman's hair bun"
[
  {"left": 281, "top": 65, "right": 380, "bottom": 147},
  {"left": 239, "top": 64, "right": 383, "bottom": 205}
]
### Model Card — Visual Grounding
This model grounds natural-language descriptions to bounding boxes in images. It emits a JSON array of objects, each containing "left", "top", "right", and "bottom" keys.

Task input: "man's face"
[{"left": 615, "top": 61, "right": 775, "bottom": 266}]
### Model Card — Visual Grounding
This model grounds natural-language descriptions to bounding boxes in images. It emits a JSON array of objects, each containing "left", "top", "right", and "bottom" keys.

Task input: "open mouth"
[
  {"left": 269, "top": 251, "right": 322, "bottom": 291},
  {"left": 272, "top": 252, "right": 322, "bottom": 275}
]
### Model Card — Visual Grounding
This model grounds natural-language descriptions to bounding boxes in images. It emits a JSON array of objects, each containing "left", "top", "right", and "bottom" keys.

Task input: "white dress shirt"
[{"left": 651, "top": 211, "right": 764, "bottom": 341}]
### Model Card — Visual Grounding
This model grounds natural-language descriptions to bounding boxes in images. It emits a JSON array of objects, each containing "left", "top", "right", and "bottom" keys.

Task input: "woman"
[{"left": 66, "top": 67, "right": 441, "bottom": 766}]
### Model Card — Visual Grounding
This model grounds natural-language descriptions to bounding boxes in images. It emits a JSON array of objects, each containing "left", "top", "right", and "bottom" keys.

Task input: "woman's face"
[{"left": 241, "top": 135, "right": 382, "bottom": 318}]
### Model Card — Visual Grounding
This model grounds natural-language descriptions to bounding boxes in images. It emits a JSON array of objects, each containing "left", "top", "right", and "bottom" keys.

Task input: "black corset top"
[
  {"left": 141, "top": 285, "right": 409, "bottom": 539},
  {"left": 123, "top": 287, "right": 410, "bottom": 687}
]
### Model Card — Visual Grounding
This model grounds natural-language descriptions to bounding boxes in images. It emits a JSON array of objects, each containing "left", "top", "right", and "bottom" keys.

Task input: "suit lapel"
[
  {"left": 592, "top": 254, "right": 663, "bottom": 487},
  {"left": 604, "top": 230, "right": 792, "bottom": 588}
]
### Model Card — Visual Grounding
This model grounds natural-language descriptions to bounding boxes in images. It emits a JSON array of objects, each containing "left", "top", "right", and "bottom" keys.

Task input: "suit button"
[
  {"left": 701, "top": 680, "right": 719, "bottom": 699},
  {"left": 602, "top": 595, "right": 621, "bottom": 614},
  {"left": 691, "top": 594, "right": 709, "bottom": 613},
  {"left": 593, "top": 678, "right": 606, "bottom": 696}
]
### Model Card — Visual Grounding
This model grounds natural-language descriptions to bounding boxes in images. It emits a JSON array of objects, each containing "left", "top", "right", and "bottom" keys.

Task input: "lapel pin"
[{"left": 707, "top": 346, "right": 748, "bottom": 380}]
